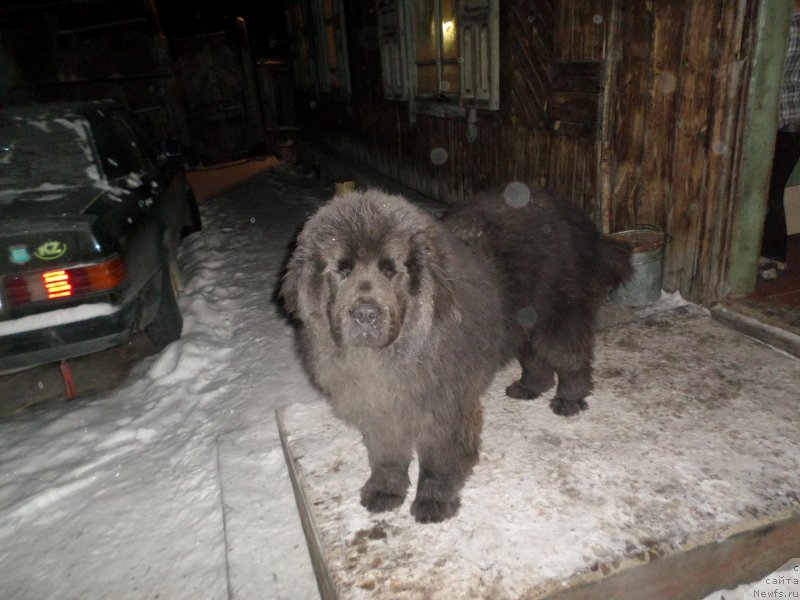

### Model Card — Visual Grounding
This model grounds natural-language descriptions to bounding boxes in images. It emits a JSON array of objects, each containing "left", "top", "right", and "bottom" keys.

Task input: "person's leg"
[{"left": 763, "top": 131, "right": 800, "bottom": 262}]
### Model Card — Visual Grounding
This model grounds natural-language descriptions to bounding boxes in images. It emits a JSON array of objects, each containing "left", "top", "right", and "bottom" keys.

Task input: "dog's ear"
[
  {"left": 280, "top": 241, "right": 311, "bottom": 318},
  {"left": 410, "top": 229, "right": 462, "bottom": 324},
  {"left": 280, "top": 258, "right": 301, "bottom": 316}
]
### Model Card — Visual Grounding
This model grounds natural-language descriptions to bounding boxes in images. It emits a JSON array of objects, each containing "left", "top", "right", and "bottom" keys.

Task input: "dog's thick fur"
[{"left": 281, "top": 185, "right": 632, "bottom": 523}]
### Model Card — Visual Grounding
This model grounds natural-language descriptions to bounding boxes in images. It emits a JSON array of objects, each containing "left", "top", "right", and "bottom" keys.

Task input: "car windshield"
[{"left": 0, "top": 115, "right": 99, "bottom": 194}]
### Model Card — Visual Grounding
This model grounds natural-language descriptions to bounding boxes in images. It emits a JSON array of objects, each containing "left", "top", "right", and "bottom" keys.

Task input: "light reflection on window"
[{"left": 413, "top": 0, "right": 459, "bottom": 98}]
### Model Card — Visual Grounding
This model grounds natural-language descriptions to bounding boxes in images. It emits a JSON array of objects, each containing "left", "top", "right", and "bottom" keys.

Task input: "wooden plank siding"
[
  {"left": 664, "top": 1, "right": 722, "bottom": 297},
  {"left": 607, "top": 1, "right": 653, "bottom": 230},
  {"left": 295, "top": 0, "right": 767, "bottom": 304},
  {"left": 602, "top": 0, "right": 759, "bottom": 303},
  {"left": 297, "top": 0, "right": 604, "bottom": 206},
  {"left": 638, "top": 0, "right": 686, "bottom": 231},
  {"left": 693, "top": 2, "right": 754, "bottom": 302},
  {"left": 506, "top": 0, "right": 553, "bottom": 130},
  {"left": 554, "top": 0, "right": 608, "bottom": 61},
  {"left": 0, "top": 1, "right": 190, "bottom": 160},
  {"left": 171, "top": 34, "right": 266, "bottom": 164}
]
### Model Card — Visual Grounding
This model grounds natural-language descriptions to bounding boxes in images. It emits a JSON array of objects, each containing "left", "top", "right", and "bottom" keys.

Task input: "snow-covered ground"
[
  {"left": 281, "top": 305, "right": 800, "bottom": 599},
  {"left": 0, "top": 167, "right": 327, "bottom": 599},
  {"left": 0, "top": 165, "right": 796, "bottom": 600}
]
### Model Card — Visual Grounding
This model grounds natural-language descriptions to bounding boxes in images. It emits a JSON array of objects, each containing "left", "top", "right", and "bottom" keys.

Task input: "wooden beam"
[
  {"left": 276, "top": 407, "right": 338, "bottom": 600},
  {"left": 727, "top": 0, "right": 793, "bottom": 298},
  {"left": 597, "top": 0, "right": 620, "bottom": 232},
  {"left": 547, "top": 515, "right": 800, "bottom": 600}
]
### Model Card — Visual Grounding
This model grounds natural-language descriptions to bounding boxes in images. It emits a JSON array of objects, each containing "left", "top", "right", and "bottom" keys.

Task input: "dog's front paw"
[
  {"left": 410, "top": 497, "right": 460, "bottom": 523},
  {"left": 550, "top": 396, "right": 588, "bottom": 416},
  {"left": 506, "top": 380, "right": 540, "bottom": 400},
  {"left": 360, "top": 489, "right": 406, "bottom": 513}
]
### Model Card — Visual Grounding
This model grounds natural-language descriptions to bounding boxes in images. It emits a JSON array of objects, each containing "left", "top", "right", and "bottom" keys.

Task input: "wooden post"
[
  {"left": 727, "top": 0, "right": 792, "bottom": 298},
  {"left": 597, "top": 0, "right": 620, "bottom": 233}
]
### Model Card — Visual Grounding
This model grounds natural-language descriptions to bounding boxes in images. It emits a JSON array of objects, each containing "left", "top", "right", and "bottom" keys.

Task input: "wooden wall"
[
  {"left": 298, "top": 0, "right": 607, "bottom": 211},
  {"left": 171, "top": 33, "right": 266, "bottom": 164},
  {"left": 296, "top": 0, "right": 769, "bottom": 304},
  {"left": 0, "top": 1, "right": 185, "bottom": 151},
  {"left": 601, "top": 0, "right": 760, "bottom": 302},
  {"left": 0, "top": 0, "right": 285, "bottom": 165}
]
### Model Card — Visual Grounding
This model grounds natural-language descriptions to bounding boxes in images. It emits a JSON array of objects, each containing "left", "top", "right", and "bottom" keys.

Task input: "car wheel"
[{"left": 145, "top": 241, "right": 183, "bottom": 349}]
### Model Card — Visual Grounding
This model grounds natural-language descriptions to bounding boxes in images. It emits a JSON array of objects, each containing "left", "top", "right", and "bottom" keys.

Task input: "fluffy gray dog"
[{"left": 281, "top": 185, "right": 632, "bottom": 523}]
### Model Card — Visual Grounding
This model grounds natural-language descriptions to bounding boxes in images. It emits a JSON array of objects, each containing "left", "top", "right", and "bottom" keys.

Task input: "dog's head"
[{"left": 281, "top": 190, "right": 460, "bottom": 350}]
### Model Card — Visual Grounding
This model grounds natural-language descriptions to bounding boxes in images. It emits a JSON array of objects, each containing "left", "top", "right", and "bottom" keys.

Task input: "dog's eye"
[
  {"left": 336, "top": 259, "right": 353, "bottom": 277},
  {"left": 379, "top": 258, "right": 397, "bottom": 278}
]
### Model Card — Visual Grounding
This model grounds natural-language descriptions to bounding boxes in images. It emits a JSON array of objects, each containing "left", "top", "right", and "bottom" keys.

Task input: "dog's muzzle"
[{"left": 346, "top": 300, "right": 388, "bottom": 347}]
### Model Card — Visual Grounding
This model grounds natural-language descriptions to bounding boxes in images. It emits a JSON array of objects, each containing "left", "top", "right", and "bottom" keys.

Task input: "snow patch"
[
  {"left": 26, "top": 120, "right": 51, "bottom": 133},
  {"left": 0, "top": 168, "right": 331, "bottom": 597},
  {"left": 23, "top": 193, "right": 67, "bottom": 202},
  {"left": 0, "top": 182, "right": 74, "bottom": 200},
  {"left": 125, "top": 172, "right": 143, "bottom": 188},
  {"left": 53, "top": 117, "right": 92, "bottom": 164}
]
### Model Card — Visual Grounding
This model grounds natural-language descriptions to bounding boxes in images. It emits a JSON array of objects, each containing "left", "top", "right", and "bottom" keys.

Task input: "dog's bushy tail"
[{"left": 600, "top": 235, "right": 634, "bottom": 289}]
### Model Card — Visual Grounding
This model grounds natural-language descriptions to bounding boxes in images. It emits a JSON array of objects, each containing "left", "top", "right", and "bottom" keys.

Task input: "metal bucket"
[{"left": 609, "top": 227, "right": 666, "bottom": 307}]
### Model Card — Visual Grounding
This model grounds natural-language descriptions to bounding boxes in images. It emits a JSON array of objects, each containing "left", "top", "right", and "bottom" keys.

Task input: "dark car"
[{"left": 0, "top": 101, "right": 201, "bottom": 372}]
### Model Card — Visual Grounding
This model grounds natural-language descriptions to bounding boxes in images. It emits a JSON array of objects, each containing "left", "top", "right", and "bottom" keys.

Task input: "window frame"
[
  {"left": 377, "top": 0, "right": 413, "bottom": 100},
  {"left": 378, "top": 0, "right": 499, "bottom": 117}
]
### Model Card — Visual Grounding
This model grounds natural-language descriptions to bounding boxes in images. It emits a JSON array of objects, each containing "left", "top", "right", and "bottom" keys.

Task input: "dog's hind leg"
[
  {"left": 506, "top": 341, "right": 556, "bottom": 399},
  {"left": 550, "top": 363, "right": 592, "bottom": 416},
  {"left": 532, "top": 311, "right": 596, "bottom": 416}
]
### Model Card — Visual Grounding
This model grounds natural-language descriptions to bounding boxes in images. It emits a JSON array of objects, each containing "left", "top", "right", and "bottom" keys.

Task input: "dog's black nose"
[{"left": 351, "top": 302, "right": 380, "bottom": 325}]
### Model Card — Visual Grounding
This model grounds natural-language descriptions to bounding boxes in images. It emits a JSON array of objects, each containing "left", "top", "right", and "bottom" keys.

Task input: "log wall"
[
  {"left": 297, "top": 0, "right": 770, "bottom": 304},
  {"left": 1, "top": 1, "right": 184, "bottom": 152},
  {"left": 298, "top": 0, "right": 605, "bottom": 209},
  {"left": 602, "top": 0, "right": 760, "bottom": 302}
]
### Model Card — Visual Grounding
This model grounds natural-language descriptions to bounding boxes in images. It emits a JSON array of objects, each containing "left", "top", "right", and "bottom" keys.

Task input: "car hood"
[{"left": 0, "top": 186, "right": 109, "bottom": 220}]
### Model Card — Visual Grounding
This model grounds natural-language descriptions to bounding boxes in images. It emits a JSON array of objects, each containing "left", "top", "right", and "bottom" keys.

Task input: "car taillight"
[
  {"left": 42, "top": 269, "right": 72, "bottom": 299},
  {"left": 3, "top": 256, "right": 127, "bottom": 307}
]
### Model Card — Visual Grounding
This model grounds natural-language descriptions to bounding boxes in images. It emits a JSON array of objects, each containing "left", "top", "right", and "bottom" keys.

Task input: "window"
[
  {"left": 89, "top": 114, "right": 149, "bottom": 179},
  {"left": 378, "top": 0, "right": 499, "bottom": 115},
  {"left": 412, "top": 0, "right": 460, "bottom": 99},
  {"left": 377, "top": 0, "right": 411, "bottom": 99},
  {"left": 106, "top": 115, "right": 150, "bottom": 178}
]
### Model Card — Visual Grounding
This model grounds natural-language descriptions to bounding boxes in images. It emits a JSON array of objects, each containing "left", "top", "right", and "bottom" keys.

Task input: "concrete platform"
[{"left": 277, "top": 306, "right": 800, "bottom": 599}]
